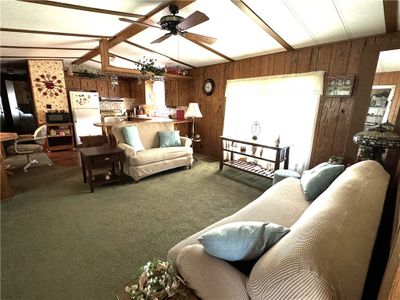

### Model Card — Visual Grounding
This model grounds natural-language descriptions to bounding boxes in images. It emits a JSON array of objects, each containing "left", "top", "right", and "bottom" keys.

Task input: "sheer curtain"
[{"left": 223, "top": 71, "right": 324, "bottom": 173}]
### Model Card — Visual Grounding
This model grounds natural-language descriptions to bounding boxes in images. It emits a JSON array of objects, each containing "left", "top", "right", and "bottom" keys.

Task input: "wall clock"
[{"left": 202, "top": 79, "right": 215, "bottom": 96}]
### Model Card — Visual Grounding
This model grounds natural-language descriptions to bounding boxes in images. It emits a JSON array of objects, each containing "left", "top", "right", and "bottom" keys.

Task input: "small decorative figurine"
[{"left": 274, "top": 135, "right": 280, "bottom": 147}]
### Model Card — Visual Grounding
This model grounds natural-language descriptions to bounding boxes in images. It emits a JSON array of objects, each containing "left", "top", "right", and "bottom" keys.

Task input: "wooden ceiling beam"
[
  {"left": 0, "top": 56, "right": 80, "bottom": 59},
  {"left": 181, "top": 36, "right": 234, "bottom": 62},
  {"left": 124, "top": 41, "right": 195, "bottom": 69},
  {"left": 109, "top": 52, "right": 141, "bottom": 65},
  {"left": 99, "top": 40, "right": 192, "bottom": 80},
  {"left": 73, "top": 1, "right": 195, "bottom": 65},
  {"left": 0, "top": 27, "right": 110, "bottom": 39},
  {"left": 17, "top": 0, "right": 145, "bottom": 18},
  {"left": 231, "top": 0, "right": 293, "bottom": 51},
  {"left": 0, "top": 45, "right": 94, "bottom": 51},
  {"left": 383, "top": 0, "right": 399, "bottom": 33}
]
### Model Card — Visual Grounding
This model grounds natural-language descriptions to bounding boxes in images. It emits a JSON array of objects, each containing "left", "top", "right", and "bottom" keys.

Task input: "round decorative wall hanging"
[
  {"left": 202, "top": 78, "right": 215, "bottom": 96},
  {"left": 34, "top": 74, "right": 64, "bottom": 97}
]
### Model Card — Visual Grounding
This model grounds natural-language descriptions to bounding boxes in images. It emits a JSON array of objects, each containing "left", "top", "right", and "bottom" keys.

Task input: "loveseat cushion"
[
  {"left": 198, "top": 221, "right": 289, "bottom": 261},
  {"left": 122, "top": 126, "right": 145, "bottom": 151},
  {"left": 301, "top": 162, "right": 345, "bottom": 200},
  {"left": 158, "top": 130, "right": 182, "bottom": 147},
  {"left": 129, "top": 146, "right": 193, "bottom": 166}
]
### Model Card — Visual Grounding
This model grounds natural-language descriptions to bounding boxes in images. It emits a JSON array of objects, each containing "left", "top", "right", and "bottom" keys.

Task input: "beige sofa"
[
  {"left": 168, "top": 160, "right": 389, "bottom": 299},
  {"left": 112, "top": 121, "right": 193, "bottom": 181}
]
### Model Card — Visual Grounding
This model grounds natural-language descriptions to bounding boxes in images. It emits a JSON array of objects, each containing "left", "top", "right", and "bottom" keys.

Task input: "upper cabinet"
[
  {"left": 80, "top": 78, "right": 97, "bottom": 91},
  {"left": 119, "top": 81, "right": 131, "bottom": 98},
  {"left": 165, "top": 79, "right": 192, "bottom": 107},
  {"left": 64, "top": 75, "right": 144, "bottom": 100},
  {"left": 65, "top": 77, "right": 81, "bottom": 90},
  {"left": 96, "top": 79, "right": 108, "bottom": 98}
]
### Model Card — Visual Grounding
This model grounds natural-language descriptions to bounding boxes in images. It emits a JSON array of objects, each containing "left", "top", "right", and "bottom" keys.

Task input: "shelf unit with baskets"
[{"left": 46, "top": 123, "right": 75, "bottom": 151}]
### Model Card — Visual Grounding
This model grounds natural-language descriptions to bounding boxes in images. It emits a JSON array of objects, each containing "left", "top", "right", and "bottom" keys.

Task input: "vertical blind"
[{"left": 223, "top": 71, "right": 324, "bottom": 172}]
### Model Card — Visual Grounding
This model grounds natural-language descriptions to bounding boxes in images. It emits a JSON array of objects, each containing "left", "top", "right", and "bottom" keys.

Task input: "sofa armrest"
[
  {"left": 117, "top": 143, "right": 137, "bottom": 157},
  {"left": 177, "top": 245, "right": 249, "bottom": 300},
  {"left": 180, "top": 136, "right": 192, "bottom": 147}
]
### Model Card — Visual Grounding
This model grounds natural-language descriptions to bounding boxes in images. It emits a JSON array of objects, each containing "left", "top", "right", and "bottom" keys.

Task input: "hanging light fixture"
[{"left": 110, "top": 74, "right": 118, "bottom": 88}]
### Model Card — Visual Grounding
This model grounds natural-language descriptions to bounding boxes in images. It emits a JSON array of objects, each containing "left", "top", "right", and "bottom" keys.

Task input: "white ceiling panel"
[
  {"left": 0, "top": 31, "right": 99, "bottom": 48},
  {"left": 129, "top": 29, "right": 226, "bottom": 68},
  {"left": 284, "top": 0, "right": 349, "bottom": 44},
  {"left": 110, "top": 43, "right": 191, "bottom": 70},
  {"left": 243, "top": 0, "right": 316, "bottom": 48},
  {"left": 376, "top": 49, "right": 400, "bottom": 73},
  {"left": 0, "top": 47, "right": 87, "bottom": 57},
  {"left": 54, "top": 0, "right": 166, "bottom": 15},
  {"left": 333, "top": 0, "right": 385, "bottom": 38},
  {"left": 0, "top": 0, "right": 128, "bottom": 36},
  {"left": 176, "top": 0, "right": 285, "bottom": 60}
]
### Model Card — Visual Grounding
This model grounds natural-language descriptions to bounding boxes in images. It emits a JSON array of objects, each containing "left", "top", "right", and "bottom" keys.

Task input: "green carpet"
[{"left": 1, "top": 156, "right": 271, "bottom": 300}]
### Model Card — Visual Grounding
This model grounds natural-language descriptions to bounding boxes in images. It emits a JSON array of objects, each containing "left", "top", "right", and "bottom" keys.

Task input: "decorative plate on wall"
[{"left": 202, "top": 78, "right": 215, "bottom": 96}]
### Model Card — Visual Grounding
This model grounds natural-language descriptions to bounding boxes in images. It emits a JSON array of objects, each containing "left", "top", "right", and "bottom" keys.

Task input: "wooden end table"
[{"left": 79, "top": 145, "right": 124, "bottom": 193}]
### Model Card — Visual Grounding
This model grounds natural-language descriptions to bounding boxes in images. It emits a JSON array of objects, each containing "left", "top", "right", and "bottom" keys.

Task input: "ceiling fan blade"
[
  {"left": 177, "top": 11, "right": 209, "bottom": 31},
  {"left": 181, "top": 32, "right": 217, "bottom": 44},
  {"left": 151, "top": 33, "right": 172, "bottom": 44},
  {"left": 119, "top": 18, "right": 161, "bottom": 29}
]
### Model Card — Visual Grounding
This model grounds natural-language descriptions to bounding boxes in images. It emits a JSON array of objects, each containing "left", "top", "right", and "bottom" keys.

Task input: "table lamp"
[
  {"left": 353, "top": 122, "right": 400, "bottom": 163},
  {"left": 185, "top": 102, "right": 203, "bottom": 139}
]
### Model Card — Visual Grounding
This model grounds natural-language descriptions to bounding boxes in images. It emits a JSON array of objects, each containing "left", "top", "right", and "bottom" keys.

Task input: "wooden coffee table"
[{"left": 79, "top": 145, "right": 124, "bottom": 193}]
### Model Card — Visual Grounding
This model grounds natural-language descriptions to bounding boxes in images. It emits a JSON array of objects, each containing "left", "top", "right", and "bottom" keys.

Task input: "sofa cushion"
[
  {"left": 158, "top": 130, "right": 182, "bottom": 147},
  {"left": 122, "top": 126, "right": 145, "bottom": 151},
  {"left": 198, "top": 221, "right": 289, "bottom": 261},
  {"left": 301, "top": 162, "right": 345, "bottom": 200},
  {"left": 129, "top": 146, "right": 193, "bottom": 166}
]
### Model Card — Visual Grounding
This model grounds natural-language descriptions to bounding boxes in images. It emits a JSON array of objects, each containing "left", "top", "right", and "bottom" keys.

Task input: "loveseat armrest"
[
  {"left": 117, "top": 143, "right": 137, "bottom": 157},
  {"left": 180, "top": 136, "right": 192, "bottom": 147},
  {"left": 177, "top": 245, "right": 249, "bottom": 300}
]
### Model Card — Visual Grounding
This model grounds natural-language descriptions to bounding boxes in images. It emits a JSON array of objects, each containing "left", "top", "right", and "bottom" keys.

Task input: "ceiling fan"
[{"left": 120, "top": 4, "right": 217, "bottom": 45}]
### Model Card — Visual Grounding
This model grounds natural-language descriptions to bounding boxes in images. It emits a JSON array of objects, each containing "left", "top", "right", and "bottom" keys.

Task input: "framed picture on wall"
[{"left": 324, "top": 75, "right": 355, "bottom": 97}]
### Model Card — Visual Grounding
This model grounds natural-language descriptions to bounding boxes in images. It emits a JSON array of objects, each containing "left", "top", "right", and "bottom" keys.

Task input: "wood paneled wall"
[
  {"left": 165, "top": 79, "right": 192, "bottom": 107},
  {"left": 183, "top": 32, "right": 400, "bottom": 166},
  {"left": 374, "top": 72, "right": 400, "bottom": 124}
]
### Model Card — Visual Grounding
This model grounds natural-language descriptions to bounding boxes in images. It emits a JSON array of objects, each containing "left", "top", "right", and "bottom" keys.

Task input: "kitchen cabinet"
[
  {"left": 129, "top": 79, "right": 145, "bottom": 104},
  {"left": 119, "top": 81, "right": 131, "bottom": 98},
  {"left": 65, "top": 77, "right": 81, "bottom": 90},
  {"left": 96, "top": 79, "right": 109, "bottom": 97},
  {"left": 165, "top": 80, "right": 178, "bottom": 107},
  {"left": 80, "top": 78, "right": 97, "bottom": 91}
]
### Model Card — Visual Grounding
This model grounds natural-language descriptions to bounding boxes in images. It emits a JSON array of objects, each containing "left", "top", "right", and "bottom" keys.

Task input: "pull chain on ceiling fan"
[{"left": 120, "top": 4, "right": 217, "bottom": 45}]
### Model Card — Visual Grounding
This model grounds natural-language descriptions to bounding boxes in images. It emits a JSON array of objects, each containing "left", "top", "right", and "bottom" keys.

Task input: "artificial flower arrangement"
[
  {"left": 125, "top": 259, "right": 189, "bottom": 300},
  {"left": 136, "top": 57, "right": 165, "bottom": 84}
]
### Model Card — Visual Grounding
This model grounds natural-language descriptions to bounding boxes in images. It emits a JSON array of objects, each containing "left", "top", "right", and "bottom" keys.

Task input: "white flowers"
[{"left": 125, "top": 259, "right": 187, "bottom": 300}]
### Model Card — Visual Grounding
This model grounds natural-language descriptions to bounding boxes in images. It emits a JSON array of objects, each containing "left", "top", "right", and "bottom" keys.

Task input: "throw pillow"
[
  {"left": 301, "top": 162, "right": 345, "bottom": 201},
  {"left": 158, "top": 130, "right": 181, "bottom": 147},
  {"left": 122, "top": 126, "right": 145, "bottom": 151},
  {"left": 198, "top": 221, "right": 289, "bottom": 261}
]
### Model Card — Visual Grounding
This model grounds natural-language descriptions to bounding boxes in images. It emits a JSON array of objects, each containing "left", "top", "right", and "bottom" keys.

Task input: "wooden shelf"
[
  {"left": 46, "top": 123, "right": 75, "bottom": 151},
  {"left": 223, "top": 160, "right": 275, "bottom": 179},
  {"left": 219, "top": 136, "right": 291, "bottom": 179}
]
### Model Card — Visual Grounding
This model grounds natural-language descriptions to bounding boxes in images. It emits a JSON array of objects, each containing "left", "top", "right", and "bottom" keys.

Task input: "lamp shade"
[
  {"left": 353, "top": 123, "right": 400, "bottom": 149},
  {"left": 185, "top": 103, "right": 203, "bottom": 118}
]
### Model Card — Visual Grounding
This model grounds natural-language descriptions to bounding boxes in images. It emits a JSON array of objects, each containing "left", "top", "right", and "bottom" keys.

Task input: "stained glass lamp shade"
[{"left": 353, "top": 122, "right": 400, "bottom": 162}]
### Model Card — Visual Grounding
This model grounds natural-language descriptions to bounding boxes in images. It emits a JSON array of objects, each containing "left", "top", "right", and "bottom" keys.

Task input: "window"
[
  {"left": 223, "top": 72, "right": 324, "bottom": 172},
  {"left": 145, "top": 80, "right": 165, "bottom": 108}
]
